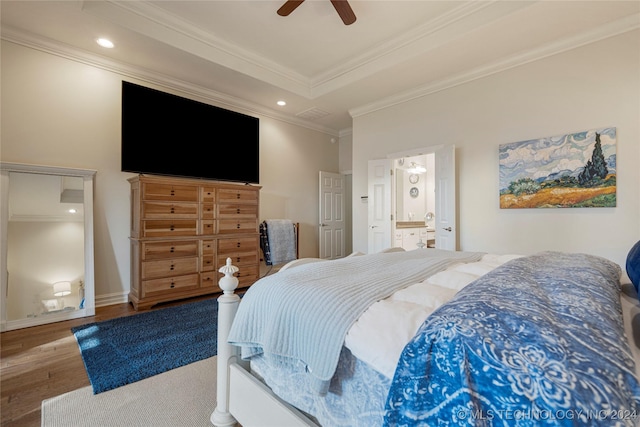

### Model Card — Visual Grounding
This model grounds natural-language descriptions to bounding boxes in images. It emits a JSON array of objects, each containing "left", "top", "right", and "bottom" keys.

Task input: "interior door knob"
[
  {"left": 443, "top": 227, "right": 452, "bottom": 232},
  {"left": 319, "top": 223, "right": 327, "bottom": 227}
]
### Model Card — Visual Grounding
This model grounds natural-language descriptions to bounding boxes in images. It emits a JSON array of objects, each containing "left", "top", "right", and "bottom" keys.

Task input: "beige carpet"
[{"left": 42, "top": 357, "right": 217, "bottom": 427}]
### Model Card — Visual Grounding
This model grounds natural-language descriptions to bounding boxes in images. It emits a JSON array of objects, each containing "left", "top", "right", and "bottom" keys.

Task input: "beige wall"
[
  {"left": 352, "top": 30, "right": 640, "bottom": 274},
  {"left": 1, "top": 41, "right": 339, "bottom": 304}
]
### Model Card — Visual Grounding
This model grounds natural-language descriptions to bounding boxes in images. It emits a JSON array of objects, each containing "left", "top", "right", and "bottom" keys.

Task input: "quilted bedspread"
[
  {"left": 384, "top": 252, "right": 640, "bottom": 426},
  {"left": 228, "top": 249, "right": 484, "bottom": 394}
]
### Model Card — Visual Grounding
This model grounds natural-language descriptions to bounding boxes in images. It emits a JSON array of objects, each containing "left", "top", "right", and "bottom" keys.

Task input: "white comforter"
[{"left": 344, "top": 252, "right": 523, "bottom": 379}]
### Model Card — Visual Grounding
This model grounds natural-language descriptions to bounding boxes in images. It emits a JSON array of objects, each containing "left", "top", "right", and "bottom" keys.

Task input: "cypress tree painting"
[{"left": 499, "top": 127, "right": 616, "bottom": 208}]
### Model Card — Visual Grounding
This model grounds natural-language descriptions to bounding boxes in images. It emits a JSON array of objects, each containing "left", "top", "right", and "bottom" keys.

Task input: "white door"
[
  {"left": 434, "top": 145, "right": 457, "bottom": 250},
  {"left": 319, "top": 171, "right": 345, "bottom": 260},
  {"left": 367, "top": 159, "right": 393, "bottom": 253}
]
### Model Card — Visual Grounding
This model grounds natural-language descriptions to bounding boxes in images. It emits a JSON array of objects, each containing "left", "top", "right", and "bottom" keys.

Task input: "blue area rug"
[{"left": 72, "top": 298, "right": 218, "bottom": 394}]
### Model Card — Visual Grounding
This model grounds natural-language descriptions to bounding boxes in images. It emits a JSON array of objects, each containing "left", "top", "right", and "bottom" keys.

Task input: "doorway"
[{"left": 367, "top": 145, "right": 456, "bottom": 253}]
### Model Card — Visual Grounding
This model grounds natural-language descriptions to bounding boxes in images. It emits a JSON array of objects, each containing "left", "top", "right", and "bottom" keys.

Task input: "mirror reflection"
[
  {"left": 395, "top": 154, "right": 434, "bottom": 224},
  {"left": 393, "top": 154, "right": 436, "bottom": 250},
  {"left": 6, "top": 172, "right": 85, "bottom": 320}
]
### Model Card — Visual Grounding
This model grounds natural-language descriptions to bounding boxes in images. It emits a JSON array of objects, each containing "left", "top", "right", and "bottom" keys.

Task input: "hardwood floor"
[{"left": 0, "top": 295, "right": 219, "bottom": 427}]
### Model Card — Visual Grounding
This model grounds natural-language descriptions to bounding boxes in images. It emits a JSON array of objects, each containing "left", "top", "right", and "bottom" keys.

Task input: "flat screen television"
[{"left": 121, "top": 81, "right": 259, "bottom": 184}]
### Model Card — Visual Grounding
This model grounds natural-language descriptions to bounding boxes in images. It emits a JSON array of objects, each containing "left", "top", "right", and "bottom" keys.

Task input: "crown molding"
[
  {"left": 310, "top": 1, "right": 532, "bottom": 98},
  {"left": 350, "top": 13, "right": 640, "bottom": 119},
  {"left": 1, "top": 26, "right": 339, "bottom": 136},
  {"left": 82, "top": 0, "right": 313, "bottom": 98}
]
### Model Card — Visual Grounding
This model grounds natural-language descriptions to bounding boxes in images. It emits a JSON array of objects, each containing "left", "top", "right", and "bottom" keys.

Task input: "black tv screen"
[{"left": 121, "top": 81, "right": 259, "bottom": 184}]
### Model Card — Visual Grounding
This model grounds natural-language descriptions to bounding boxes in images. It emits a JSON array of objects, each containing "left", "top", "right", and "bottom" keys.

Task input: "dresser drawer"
[
  {"left": 217, "top": 219, "right": 258, "bottom": 234},
  {"left": 217, "top": 188, "right": 258, "bottom": 204},
  {"left": 218, "top": 204, "right": 258, "bottom": 218},
  {"left": 142, "top": 240, "right": 198, "bottom": 260},
  {"left": 142, "top": 274, "right": 199, "bottom": 298},
  {"left": 202, "top": 240, "right": 215, "bottom": 255},
  {"left": 217, "top": 252, "right": 258, "bottom": 267},
  {"left": 201, "top": 187, "right": 216, "bottom": 202},
  {"left": 201, "top": 203, "right": 215, "bottom": 219},
  {"left": 142, "top": 257, "right": 198, "bottom": 279},
  {"left": 201, "top": 255, "right": 215, "bottom": 271},
  {"left": 218, "top": 237, "right": 259, "bottom": 253},
  {"left": 142, "top": 202, "right": 198, "bottom": 219},
  {"left": 237, "top": 265, "right": 259, "bottom": 287},
  {"left": 201, "top": 220, "right": 215, "bottom": 235},
  {"left": 200, "top": 271, "right": 217, "bottom": 288},
  {"left": 142, "top": 183, "right": 199, "bottom": 202},
  {"left": 203, "top": 266, "right": 258, "bottom": 289},
  {"left": 142, "top": 220, "right": 198, "bottom": 238}
]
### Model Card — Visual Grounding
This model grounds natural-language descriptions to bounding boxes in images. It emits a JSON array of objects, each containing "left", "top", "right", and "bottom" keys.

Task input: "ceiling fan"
[{"left": 277, "top": 0, "right": 357, "bottom": 25}]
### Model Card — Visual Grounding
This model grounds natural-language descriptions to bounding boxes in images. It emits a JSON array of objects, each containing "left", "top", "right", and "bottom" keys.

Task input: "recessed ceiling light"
[
  {"left": 96, "top": 38, "right": 114, "bottom": 48},
  {"left": 277, "top": 100, "right": 286, "bottom": 106}
]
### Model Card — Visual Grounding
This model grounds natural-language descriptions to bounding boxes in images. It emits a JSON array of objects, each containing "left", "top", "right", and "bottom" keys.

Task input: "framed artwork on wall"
[{"left": 499, "top": 127, "right": 616, "bottom": 209}]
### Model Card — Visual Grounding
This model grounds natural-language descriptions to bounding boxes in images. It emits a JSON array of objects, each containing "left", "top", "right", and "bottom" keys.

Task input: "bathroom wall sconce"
[{"left": 407, "top": 162, "right": 426, "bottom": 174}]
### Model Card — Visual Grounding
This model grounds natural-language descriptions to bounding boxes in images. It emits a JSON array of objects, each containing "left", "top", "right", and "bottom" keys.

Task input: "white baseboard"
[{"left": 95, "top": 292, "right": 128, "bottom": 307}]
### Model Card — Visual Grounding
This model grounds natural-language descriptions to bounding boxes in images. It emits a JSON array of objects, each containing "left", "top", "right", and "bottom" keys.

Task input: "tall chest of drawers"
[{"left": 128, "top": 175, "right": 260, "bottom": 310}]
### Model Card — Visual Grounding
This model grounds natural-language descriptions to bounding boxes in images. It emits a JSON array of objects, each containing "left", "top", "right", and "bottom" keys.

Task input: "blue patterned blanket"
[{"left": 384, "top": 252, "right": 640, "bottom": 426}]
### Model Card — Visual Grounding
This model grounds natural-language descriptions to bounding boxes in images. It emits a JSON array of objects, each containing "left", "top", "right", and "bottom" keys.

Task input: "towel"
[{"left": 264, "top": 219, "right": 296, "bottom": 265}]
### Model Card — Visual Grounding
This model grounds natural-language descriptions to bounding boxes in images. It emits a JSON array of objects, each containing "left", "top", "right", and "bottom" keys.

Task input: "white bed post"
[{"left": 211, "top": 258, "right": 241, "bottom": 427}]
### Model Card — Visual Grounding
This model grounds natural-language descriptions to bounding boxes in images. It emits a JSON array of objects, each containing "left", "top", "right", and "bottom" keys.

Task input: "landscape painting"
[{"left": 499, "top": 127, "right": 616, "bottom": 209}]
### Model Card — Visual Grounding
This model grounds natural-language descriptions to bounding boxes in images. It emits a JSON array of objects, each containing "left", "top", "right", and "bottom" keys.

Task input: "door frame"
[{"left": 367, "top": 144, "right": 457, "bottom": 251}]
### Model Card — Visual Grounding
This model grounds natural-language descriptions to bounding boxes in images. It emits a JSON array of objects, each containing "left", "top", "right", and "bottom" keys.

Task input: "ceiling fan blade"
[
  {"left": 330, "top": 0, "right": 356, "bottom": 25},
  {"left": 277, "top": 0, "right": 305, "bottom": 16}
]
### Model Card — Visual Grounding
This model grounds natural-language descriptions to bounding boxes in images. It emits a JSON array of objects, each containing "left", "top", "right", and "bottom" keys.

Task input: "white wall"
[
  {"left": 352, "top": 30, "right": 640, "bottom": 273},
  {"left": 1, "top": 41, "right": 339, "bottom": 304}
]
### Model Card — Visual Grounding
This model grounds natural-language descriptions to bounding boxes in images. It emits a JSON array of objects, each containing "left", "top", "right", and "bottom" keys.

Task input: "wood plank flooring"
[{"left": 1, "top": 295, "right": 218, "bottom": 427}]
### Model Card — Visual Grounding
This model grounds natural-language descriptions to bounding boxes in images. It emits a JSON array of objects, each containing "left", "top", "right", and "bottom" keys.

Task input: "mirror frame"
[{"left": 0, "top": 162, "right": 96, "bottom": 331}]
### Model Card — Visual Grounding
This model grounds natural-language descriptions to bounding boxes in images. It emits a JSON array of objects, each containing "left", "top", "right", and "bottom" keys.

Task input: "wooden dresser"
[{"left": 128, "top": 175, "right": 261, "bottom": 310}]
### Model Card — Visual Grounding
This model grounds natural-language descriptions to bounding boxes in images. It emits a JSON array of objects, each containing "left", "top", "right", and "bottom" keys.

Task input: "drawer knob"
[
  {"left": 170, "top": 247, "right": 175, "bottom": 253},
  {"left": 236, "top": 193, "right": 240, "bottom": 199},
  {"left": 170, "top": 264, "right": 175, "bottom": 271},
  {"left": 236, "top": 224, "right": 241, "bottom": 229},
  {"left": 236, "top": 243, "right": 241, "bottom": 248},
  {"left": 236, "top": 257, "right": 241, "bottom": 262},
  {"left": 236, "top": 208, "right": 241, "bottom": 214},
  {"left": 170, "top": 225, "right": 175, "bottom": 231},
  {"left": 170, "top": 281, "right": 175, "bottom": 288}
]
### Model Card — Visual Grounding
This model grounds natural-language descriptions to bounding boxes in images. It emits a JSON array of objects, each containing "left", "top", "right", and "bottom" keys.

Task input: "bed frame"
[{"left": 210, "top": 258, "right": 317, "bottom": 427}]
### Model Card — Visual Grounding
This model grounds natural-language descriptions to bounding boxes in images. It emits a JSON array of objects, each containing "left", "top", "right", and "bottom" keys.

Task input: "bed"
[{"left": 211, "top": 247, "right": 640, "bottom": 427}]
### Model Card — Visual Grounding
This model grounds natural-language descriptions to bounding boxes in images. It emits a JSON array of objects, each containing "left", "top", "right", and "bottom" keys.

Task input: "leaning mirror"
[{"left": 0, "top": 162, "right": 96, "bottom": 331}]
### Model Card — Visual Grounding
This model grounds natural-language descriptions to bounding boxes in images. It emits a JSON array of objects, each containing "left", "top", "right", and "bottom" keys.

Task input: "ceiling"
[{"left": 1, "top": 1, "right": 639, "bottom": 135}]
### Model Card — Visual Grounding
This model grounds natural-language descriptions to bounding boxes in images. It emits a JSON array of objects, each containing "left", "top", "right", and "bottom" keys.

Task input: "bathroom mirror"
[
  {"left": 0, "top": 162, "right": 96, "bottom": 331},
  {"left": 395, "top": 155, "right": 429, "bottom": 222}
]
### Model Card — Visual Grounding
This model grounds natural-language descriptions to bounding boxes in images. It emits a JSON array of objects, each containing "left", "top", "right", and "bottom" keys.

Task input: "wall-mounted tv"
[{"left": 121, "top": 81, "right": 259, "bottom": 184}]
